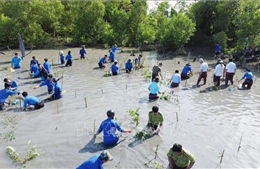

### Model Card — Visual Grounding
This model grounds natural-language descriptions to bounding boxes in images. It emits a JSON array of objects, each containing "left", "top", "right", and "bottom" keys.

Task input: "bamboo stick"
[
  {"left": 176, "top": 111, "right": 179, "bottom": 122},
  {"left": 220, "top": 150, "right": 225, "bottom": 164}
]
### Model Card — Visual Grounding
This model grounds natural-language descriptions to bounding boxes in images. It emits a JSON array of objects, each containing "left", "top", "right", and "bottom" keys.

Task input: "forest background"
[{"left": 0, "top": 0, "right": 260, "bottom": 54}]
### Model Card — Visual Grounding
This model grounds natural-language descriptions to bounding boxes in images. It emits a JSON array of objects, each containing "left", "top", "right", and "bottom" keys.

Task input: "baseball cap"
[{"left": 100, "top": 150, "right": 114, "bottom": 161}]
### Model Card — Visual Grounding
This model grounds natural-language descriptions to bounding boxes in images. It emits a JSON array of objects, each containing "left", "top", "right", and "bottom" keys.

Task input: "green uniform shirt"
[
  {"left": 148, "top": 111, "right": 164, "bottom": 127},
  {"left": 167, "top": 148, "right": 195, "bottom": 167}
]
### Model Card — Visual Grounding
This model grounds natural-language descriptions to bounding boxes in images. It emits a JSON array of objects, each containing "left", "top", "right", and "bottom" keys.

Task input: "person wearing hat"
[
  {"left": 59, "top": 50, "right": 65, "bottom": 64},
  {"left": 98, "top": 55, "right": 108, "bottom": 68},
  {"left": 152, "top": 63, "right": 163, "bottom": 81},
  {"left": 181, "top": 63, "right": 192, "bottom": 80},
  {"left": 196, "top": 58, "right": 208, "bottom": 86},
  {"left": 94, "top": 110, "right": 132, "bottom": 146},
  {"left": 111, "top": 60, "right": 119, "bottom": 75},
  {"left": 79, "top": 46, "right": 87, "bottom": 59},
  {"left": 30, "top": 60, "right": 40, "bottom": 78},
  {"left": 76, "top": 150, "right": 113, "bottom": 169},
  {"left": 0, "top": 82, "right": 20, "bottom": 110},
  {"left": 148, "top": 77, "right": 162, "bottom": 100},
  {"left": 11, "top": 52, "right": 22, "bottom": 69},
  {"left": 225, "top": 58, "right": 236, "bottom": 86},
  {"left": 125, "top": 59, "right": 133, "bottom": 73},
  {"left": 147, "top": 106, "right": 164, "bottom": 134},
  {"left": 213, "top": 60, "right": 225, "bottom": 87},
  {"left": 43, "top": 58, "right": 51, "bottom": 73},
  {"left": 167, "top": 143, "right": 196, "bottom": 169},
  {"left": 21, "top": 91, "right": 44, "bottom": 110},
  {"left": 239, "top": 68, "right": 254, "bottom": 89},
  {"left": 169, "top": 70, "right": 181, "bottom": 88},
  {"left": 33, "top": 74, "right": 54, "bottom": 94}
]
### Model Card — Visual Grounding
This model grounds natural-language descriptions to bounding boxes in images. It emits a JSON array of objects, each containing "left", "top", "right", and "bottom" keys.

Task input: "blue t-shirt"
[
  {"left": 216, "top": 44, "right": 221, "bottom": 53},
  {"left": 31, "top": 64, "right": 39, "bottom": 74},
  {"left": 148, "top": 82, "right": 160, "bottom": 94},
  {"left": 99, "top": 57, "right": 107, "bottom": 64},
  {"left": 97, "top": 118, "right": 124, "bottom": 146},
  {"left": 111, "top": 46, "right": 119, "bottom": 53},
  {"left": 66, "top": 54, "right": 73, "bottom": 60},
  {"left": 11, "top": 56, "right": 22, "bottom": 68},
  {"left": 30, "top": 59, "right": 39, "bottom": 66},
  {"left": 60, "top": 54, "right": 65, "bottom": 61},
  {"left": 76, "top": 155, "right": 104, "bottom": 169},
  {"left": 0, "top": 89, "right": 17, "bottom": 103},
  {"left": 23, "top": 96, "right": 40, "bottom": 108},
  {"left": 11, "top": 81, "right": 18, "bottom": 89},
  {"left": 52, "top": 82, "right": 62, "bottom": 99},
  {"left": 111, "top": 64, "right": 118, "bottom": 73},
  {"left": 125, "top": 62, "right": 133, "bottom": 70},
  {"left": 43, "top": 61, "right": 51, "bottom": 73},
  {"left": 181, "top": 65, "right": 192, "bottom": 74},
  {"left": 39, "top": 79, "right": 54, "bottom": 90},
  {"left": 242, "top": 72, "right": 253, "bottom": 80},
  {"left": 79, "top": 48, "right": 87, "bottom": 55}
]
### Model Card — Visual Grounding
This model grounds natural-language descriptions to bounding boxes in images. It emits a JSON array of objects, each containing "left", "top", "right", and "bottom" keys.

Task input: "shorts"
[
  {"left": 34, "top": 101, "right": 44, "bottom": 109},
  {"left": 149, "top": 93, "right": 159, "bottom": 100}
]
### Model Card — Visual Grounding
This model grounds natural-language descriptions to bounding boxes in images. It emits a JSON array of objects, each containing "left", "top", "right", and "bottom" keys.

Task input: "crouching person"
[{"left": 22, "top": 91, "right": 44, "bottom": 110}]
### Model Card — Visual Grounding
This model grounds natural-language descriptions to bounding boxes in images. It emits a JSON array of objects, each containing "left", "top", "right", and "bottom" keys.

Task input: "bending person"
[
  {"left": 22, "top": 91, "right": 44, "bottom": 110},
  {"left": 148, "top": 77, "right": 162, "bottom": 100},
  {"left": 147, "top": 106, "right": 164, "bottom": 134},
  {"left": 239, "top": 68, "right": 253, "bottom": 89}
]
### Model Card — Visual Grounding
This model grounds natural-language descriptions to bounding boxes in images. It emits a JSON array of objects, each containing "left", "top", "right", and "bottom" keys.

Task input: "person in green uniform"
[
  {"left": 167, "top": 143, "right": 195, "bottom": 169},
  {"left": 147, "top": 106, "right": 163, "bottom": 133}
]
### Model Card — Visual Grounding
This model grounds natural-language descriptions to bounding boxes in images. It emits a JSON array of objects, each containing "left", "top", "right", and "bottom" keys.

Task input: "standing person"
[
  {"left": 30, "top": 61, "right": 40, "bottom": 78},
  {"left": 65, "top": 51, "right": 73, "bottom": 67},
  {"left": 11, "top": 52, "right": 22, "bottom": 69},
  {"left": 109, "top": 44, "right": 120, "bottom": 62},
  {"left": 43, "top": 58, "right": 51, "bottom": 73},
  {"left": 181, "top": 63, "right": 192, "bottom": 80},
  {"left": 196, "top": 58, "right": 208, "bottom": 86},
  {"left": 79, "top": 46, "right": 87, "bottom": 59},
  {"left": 214, "top": 42, "right": 221, "bottom": 58},
  {"left": 0, "top": 83, "right": 20, "bottom": 110},
  {"left": 213, "top": 60, "right": 225, "bottom": 87},
  {"left": 94, "top": 110, "right": 132, "bottom": 146},
  {"left": 225, "top": 58, "right": 236, "bottom": 86},
  {"left": 125, "top": 59, "right": 133, "bottom": 73},
  {"left": 167, "top": 143, "right": 196, "bottom": 169},
  {"left": 152, "top": 63, "right": 163, "bottom": 81},
  {"left": 22, "top": 91, "right": 44, "bottom": 110},
  {"left": 239, "top": 68, "right": 254, "bottom": 89},
  {"left": 50, "top": 78, "right": 63, "bottom": 100},
  {"left": 147, "top": 106, "right": 164, "bottom": 134},
  {"left": 59, "top": 50, "right": 65, "bottom": 64},
  {"left": 111, "top": 60, "right": 119, "bottom": 75},
  {"left": 169, "top": 70, "right": 181, "bottom": 88},
  {"left": 38, "top": 63, "right": 49, "bottom": 81},
  {"left": 148, "top": 77, "right": 162, "bottom": 100},
  {"left": 76, "top": 151, "right": 113, "bottom": 169},
  {"left": 3, "top": 78, "right": 18, "bottom": 91},
  {"left": 33, "top": 74, "right": 54, "bottom": 94},
  {"left": 30, "top": 56, "right": 39, "bottom": 68},
  {"left": 98, "top": 55, "right": 108, "bottom": 68}
]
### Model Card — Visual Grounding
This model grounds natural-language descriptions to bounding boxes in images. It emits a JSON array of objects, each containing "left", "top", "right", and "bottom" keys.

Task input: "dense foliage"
[{"left": 0, "top": 0, "right": 260, "bottom": 53}]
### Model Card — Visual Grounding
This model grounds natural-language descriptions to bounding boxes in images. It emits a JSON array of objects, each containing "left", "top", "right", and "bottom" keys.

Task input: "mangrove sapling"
[
  {"left": 142, "top": 68, "right": 151, "bottom": 79},
  {"left": 1, "top": 115, "right": 17, "bottom": 141},
  {"left": 6, "top": 146, "right": 21, "bottom": 164},
  {"left": 154, "top": 161, "right": 164, "bottom": 169},
  {"left": 22, "top": 145, "right": 40, "bottom": 164},
  {"left": 128, "top": 108, "right": 140, "bottom": 127},
  {"left": 135, "top": 130, "right": 149, "bottom": 142}
]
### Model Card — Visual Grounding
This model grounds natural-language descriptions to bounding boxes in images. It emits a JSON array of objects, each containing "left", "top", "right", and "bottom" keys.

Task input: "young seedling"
[
  {"left": 22, "top": 145, "right": 40, "bottom": 164},
  {"left": 135, "top": 130, "right": 149, "bottom": 142},
  {"left": 128, "top": 108, "right": 140, "bottom": 127},
  {"left": 6, "top": 146, "right": 21, "bottom": 164}
]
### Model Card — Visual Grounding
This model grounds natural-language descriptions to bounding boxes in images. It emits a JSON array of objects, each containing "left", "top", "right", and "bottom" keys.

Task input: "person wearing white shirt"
[
  {"left": 196, "top": 58, "right": 208, "bottom": 86},
  {"left": 225, "top": 58, "right": 236, "bottom": 85},
  {"left": 213, "top": 60, "right": 225, "bottom": 86},
  {"left": 169, "top": 70, "right": 181, "bottom": 87}
]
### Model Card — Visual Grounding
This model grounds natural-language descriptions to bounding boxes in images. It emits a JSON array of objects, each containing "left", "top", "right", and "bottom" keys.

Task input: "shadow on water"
[
  {"left": 139, "top": 97, "right": 158, "bottom": 103},
  {"left": 199, "top": 84, "right": 229, "bottom": 93},
  {"left": 93, "top": 67, "right": 101, "bottom": 70},
  {"left": 0, "top": 61, "right": 11, "bottom": 65},
  {"left": 22, "top": 79, "right": 42, "bottom": 85}
]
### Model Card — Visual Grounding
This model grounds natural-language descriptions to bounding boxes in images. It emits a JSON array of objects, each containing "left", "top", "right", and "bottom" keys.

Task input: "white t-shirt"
[
  {"left": 226, "top": 62, "right": 236, "bottom": 73},
  {"left": 200, "top": 62, "right": 208, "bottom": 72},
  {"left": 171, "top": 73, "right": 181, "bottom": 84},
  {"left": 214, "top": 64, "right": 225, "bottom": 76}
]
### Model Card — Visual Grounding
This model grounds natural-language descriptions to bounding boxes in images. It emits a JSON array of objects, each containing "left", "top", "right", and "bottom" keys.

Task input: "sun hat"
[
  {"left": 100, "top": 150, "right": 114, "bottom": 161},
  {"left": 219, "top": 60, "right": 223, "bottom": 64},
  {"left": 199, "top": 58, "right": 204, "bottom": 63},
  {"left": 114, "top": 60, "right": 118, "bottom": 63}
]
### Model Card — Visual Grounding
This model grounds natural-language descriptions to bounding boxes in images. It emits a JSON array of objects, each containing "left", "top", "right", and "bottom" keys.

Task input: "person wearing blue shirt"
[
  {"left": 214, "top": 42, "right": 221, "bottom": 58},
  {"left": 239, "top": 69, "right": 254, "bottom": 89},
  {"left": 109, "top": 44, "right": 120, "bottom": 62},
  {"left": 79, "top": 46, "right": 87, "bottom": 59},
  {"left": 50, "top": 78, "right": 62, "bottom": 100},
  {"left": 125, "top": 59, "right": 133, "bottom": 73},
  {"left": 30, "top": 61, "right": 40, "bottom": 78},
  {"left": 34, "top": 74, "right": 54, "bottom": 94},
  {"left": 98, "top": 55, "right": 108, "bottom": 68},
  {"left": 76, "top": 150, "right": 113, "bottom": 169},
  {"left": 11, "top": 52, "right": 22, "bottom": 69},
  {"left": 134, "top": 54, "right": 144, "bottom": 69},
  {"left": 148, "top": 77, "right": 162, "bottom": 100},
  {"left": 111, "top": 60, "right": 119, "bottom": 75},
  {"left": 65, "top": 51, "right": 73, "bottom": 67},
  {"left": 60, "top": 50, "right": 65, "bottom": 64},
  {"left": 22, "top": 91, "right": 44, "bottom": 110},
  {"left": 43, "top": 58, "right": 51, "bottom": 73},
  {"left": 30, "top": 56, "right": 39, "bottom": 68},
  {"left": 95, "top": 110, "right": 131, "bottom": 146},
  {"left": 169, "top": 70, "right": 181, "bottom": 88},
  {"left": 0, "top": 83, "right": 19, "bottom": 110},
  {"left": 4, "top": 78, "right": 18, "bottom": 91},
  {"left": 181, "top": 63, "right": 192, "bottom": 80}
]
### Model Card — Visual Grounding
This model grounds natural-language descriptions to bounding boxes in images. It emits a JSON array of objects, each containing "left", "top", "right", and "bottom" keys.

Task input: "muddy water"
[{"left": 0, "top": 48, "right": 259, "bottom": 168}]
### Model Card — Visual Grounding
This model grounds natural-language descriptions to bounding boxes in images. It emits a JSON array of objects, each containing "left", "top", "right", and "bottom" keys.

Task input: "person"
[
  {"left": 135, "top": 54, "right": 143, "bottom": 68},
  {"left": 22, "top": 91, "right": 44, "bottom": 110},
  {"left": 148, "top": 77, "right": 162, "bottom": 100},
  {"left": 196, "top": 58, "right": 208, "bottom": 86},
  {"left": 109, "top": 44, "right": 120, "bottom": 62},
  {"left": 94, "top": 110, "right": 132, "bottom": 146},
  {"left": 152, "top": 63, "right": 163, "bottom": 81},
  {"left": 3, "top": 78, "right": 18, "bottom": 91},
  {"left": 167, "top": 143, "right": 196, "bottom": 169},
  {"left": 169, "top": 70, "right": 181, "bottom": 88},
  {"left": 79, "top": 46, "right": 87, "bottom": 59},
  {"left": 147, "top": 106, "right": 164, "bottom": 134},
  {"left": 111, "top": 60, "right": 119, "bottom": 75},
  {"left": 125, "top": 59, "right": 133, "bottom": 73},
  {"left": 239, "top": 68, "right": 253, "bottom": 89},
  {"left": 50, "top": 78, "right": 63, "bottom": 100},
  {"left": 33, "top": 74, "right": 54, "bottom": 94},
  {"left": 76, "top": 150, "right": 113, "bottom": 169},
  {"left": 30, "top": 61, "right": 40, "bottom": 78},
  {"left": 60, "top": 50, "right": 65, "bottom": 64},
  {"left": 213, "top": 60, "right": 225, "bottom": 87},
  {"left": 98, "top": 55, "right": 108, "bottom": 68},
  {"left": 0, "top": 83, "right": 20, "bottom": 110},
  {"left": 181, "top": 63, "right": 192, "bottom": 80},
  {"left": 65, "top": 51, "right": 73, "bottom": 67},
  {"left": 43, "top": 58, "right": 51, "bottom": 73},
  {"left": 11, "top": 52, "right": 22, "bottom": 69},
  {"left": 214, "top": 42, "right": 221, "bottom": 58},
  {"left": 30, "top": 56, "right": 39, "bottom": 68},
  {"left": 225, "top": 58, "right": 236, "bottom": 86},
  {"left": 38, "top": 63, "right": 49, "bottom": 81}
]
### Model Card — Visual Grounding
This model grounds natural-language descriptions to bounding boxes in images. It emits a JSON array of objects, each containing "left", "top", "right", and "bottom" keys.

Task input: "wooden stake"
[
  {"left": 154, "top": 145, "right": 159, "bottom": 159},
  {"left": 176, "top": 111, "right": 179, "bottom": 122},
  {"left": 75, "top": 91, "right": 77, "bottom": 98},
  {"left": 56, "top": 100, "right": 59, "bottom": 113},
  {"left": 84, "top": 97, "right": 87, "bottom": 107},
  {"left": 52, "top": 59, "right": 54, "bottom": 66},
  {"left": 220, "top": 150, "right": 225, "bottom": 164},
  {"left": 93, "top": 119, "right": 96, "bottom": 134},
  {"left": 126, "top": 85, "right": 127, "bottom": 90},
  {"left": 237, "top": 135, "right": 243, "bottom": 152},
  {"left": 101, "top": 89, "right": 103, "bottom": 94}
]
